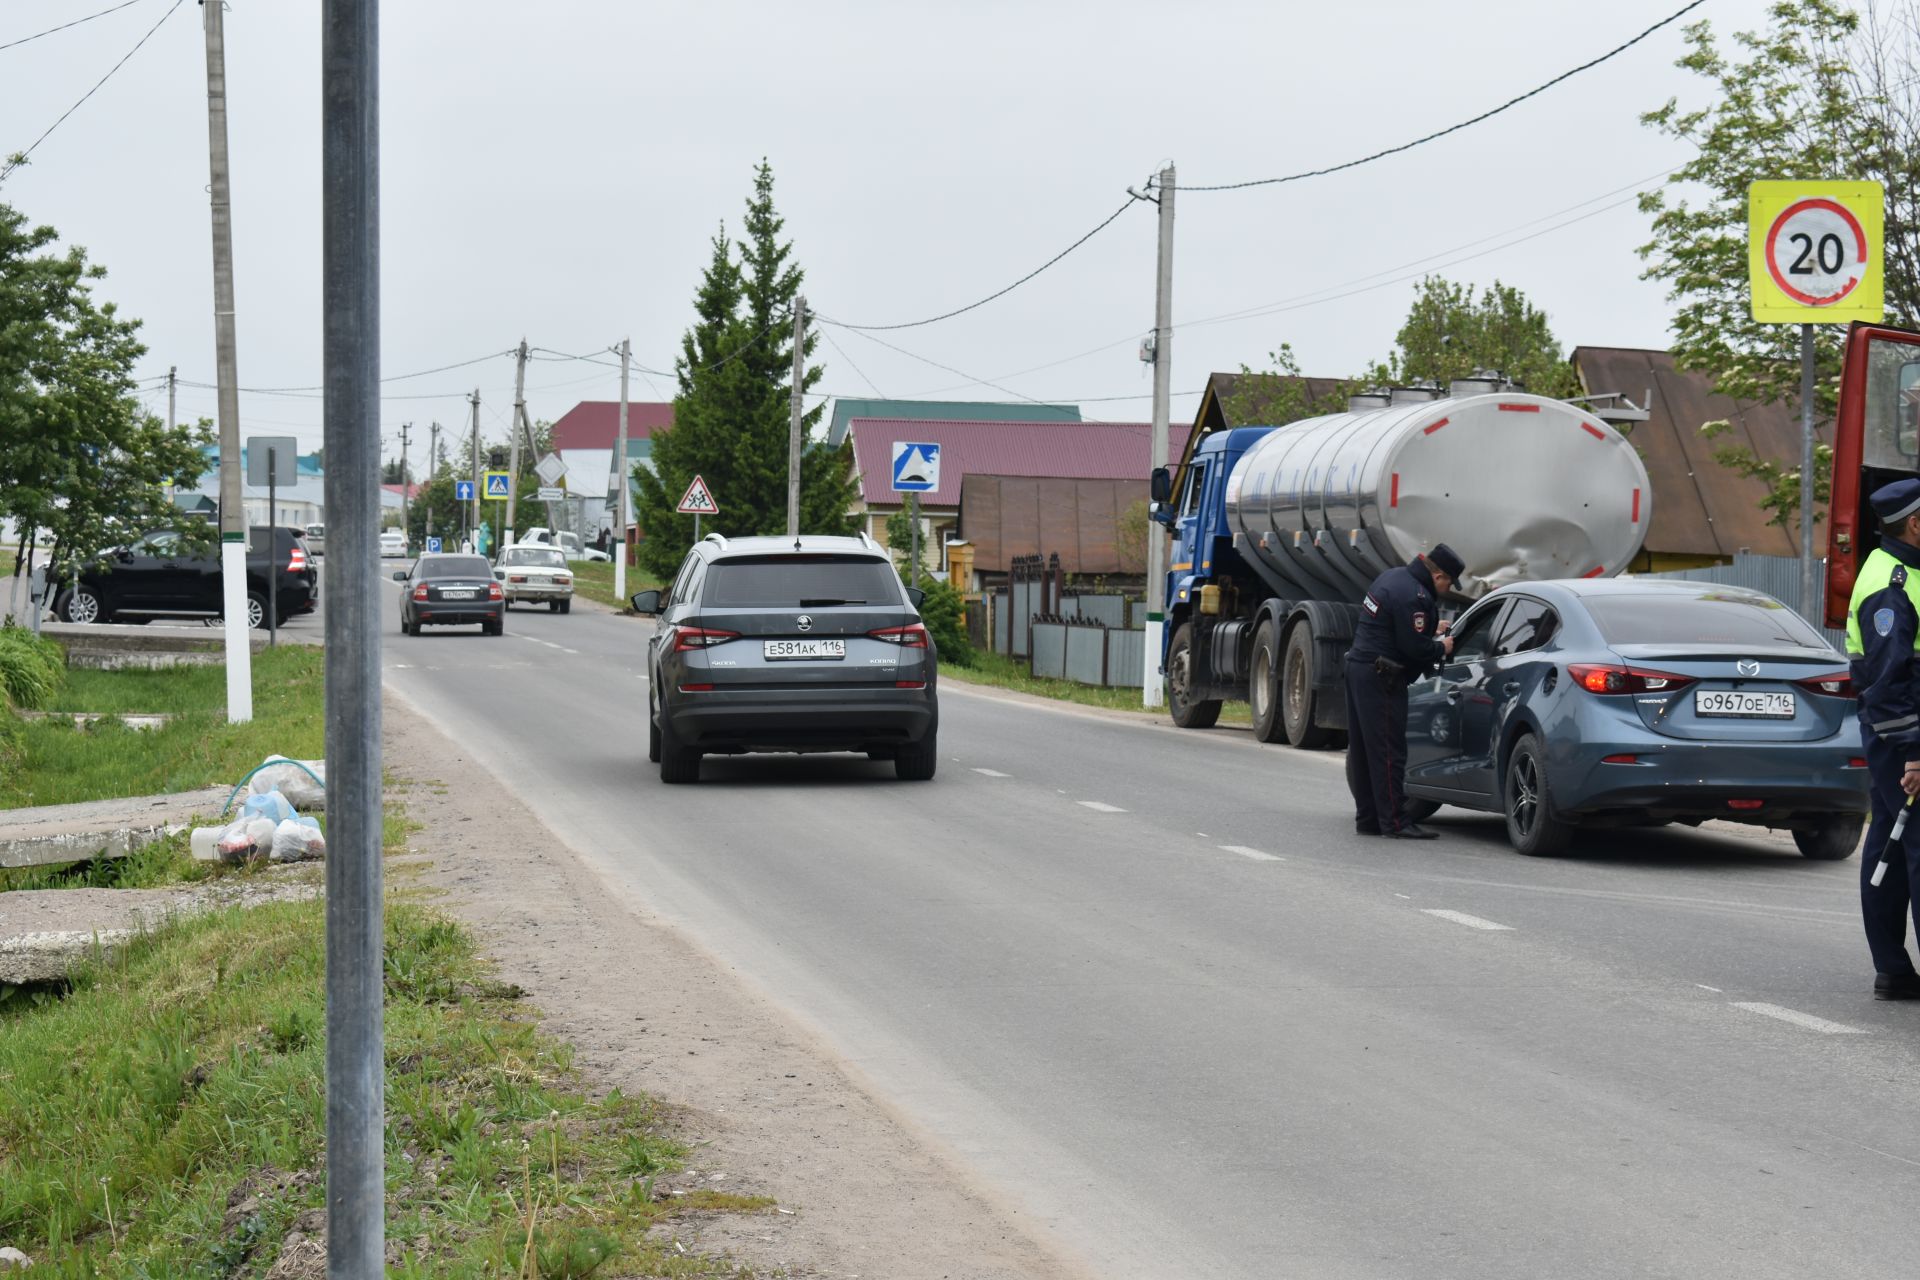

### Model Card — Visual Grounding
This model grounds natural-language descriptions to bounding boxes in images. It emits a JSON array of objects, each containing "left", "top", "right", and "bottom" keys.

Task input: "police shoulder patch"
[
  {"left": 1876, "top": 606, "right": 1897, "bottom": 637},
  {"left": 1896, "top": 564, "right": 1909, "bottom": 588},
  {"left": 1412, "top": 611, "right": 1427, "bottom": 633},
  {"left": 1363, "top": 594, "right": 1380, "bottom": 615}
]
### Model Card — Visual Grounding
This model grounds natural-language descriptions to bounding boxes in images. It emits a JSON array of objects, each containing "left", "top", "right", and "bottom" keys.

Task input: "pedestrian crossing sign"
[
  {"left": 677, "top": 474, "right": 719, "bottom": 515},
  {"left": 483, "top": 471, "right": 511, "bottom": 498},
  {"left": 891, "top": 441, "right": 940, "bottom": 493}
]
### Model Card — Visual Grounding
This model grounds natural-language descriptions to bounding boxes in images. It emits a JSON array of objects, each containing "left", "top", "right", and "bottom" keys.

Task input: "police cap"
[
  {"left": 1872, "top": 477, "right": 1920, "bottom": 526},
  {"left": 1426, "top": 543, "right": 1466, "bottom": 580}
]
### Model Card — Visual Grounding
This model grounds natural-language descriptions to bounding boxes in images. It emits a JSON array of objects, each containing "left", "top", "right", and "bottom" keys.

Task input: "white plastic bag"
[
  {"left": 248, "top": 756, "right": 326, "bottom": 810},
  {"left": 241, "top": 791, "right": 296, "bottom": 825},
  {"left": 269, "top": 817, "right": 326, "bottom": 863}
]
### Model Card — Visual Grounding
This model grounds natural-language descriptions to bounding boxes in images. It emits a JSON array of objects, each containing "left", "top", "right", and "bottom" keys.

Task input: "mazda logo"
[
  {"left": 796, "top": 615, "right": 813, "bottom": 632},
  {"left": 1736, "top": 658, "right": 1760, "bottom": 677}
]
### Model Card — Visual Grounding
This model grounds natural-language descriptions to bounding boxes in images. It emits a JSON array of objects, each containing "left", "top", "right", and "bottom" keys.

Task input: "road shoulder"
[{"left": 384, "top": 694, "right": 1089, "bottom": 1280}]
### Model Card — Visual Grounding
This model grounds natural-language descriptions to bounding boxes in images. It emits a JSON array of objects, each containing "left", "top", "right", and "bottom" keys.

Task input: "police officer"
[
  {"left": 1846, "top": 478, "right": 1920, "bottom": 1000},
  {"left": 1346, "top": 543, "right": 1465, "bottom": 839}
]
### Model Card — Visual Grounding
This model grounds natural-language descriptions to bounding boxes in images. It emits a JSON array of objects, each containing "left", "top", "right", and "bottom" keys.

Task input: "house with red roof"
[{"left": 549, "top": 399, "right": 674, "bottom": 536}]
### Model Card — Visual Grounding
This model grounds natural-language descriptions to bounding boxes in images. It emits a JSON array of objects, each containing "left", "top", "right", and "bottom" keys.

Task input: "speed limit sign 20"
[{"left": 1749, "top": 180, "right": 1884, "bottom": 323}]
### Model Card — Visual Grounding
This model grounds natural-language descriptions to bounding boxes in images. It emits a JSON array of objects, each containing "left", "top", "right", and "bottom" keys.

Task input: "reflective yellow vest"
[{"left": 1847, "top": 546, "right": 1920, "bottom": 657}]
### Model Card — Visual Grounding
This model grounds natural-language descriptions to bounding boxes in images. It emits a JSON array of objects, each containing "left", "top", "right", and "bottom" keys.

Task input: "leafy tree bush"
[{"left": 907, "top": 574, "right": 975, "bottom": 669}]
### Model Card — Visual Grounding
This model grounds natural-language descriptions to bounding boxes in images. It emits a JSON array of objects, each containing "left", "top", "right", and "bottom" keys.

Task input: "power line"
[
  {"left": 1175, "top": 0, "right": 1707, "bottom": 192},
  {"left": 0, "top": 0, "right": 149, "bottom": 53},
  {"left": 819, "top": 328, "right": 885, "bottom": 398},
  {"left": 820, "top": 196, "right": 1145, "bottom": 332},
  {"left": 827, "top": 321, "right": 1055, "bottom": 407},
  {"left": 231, "top": 348, "right": 514, "bottom": 393},
  {"left": 0, "top": 0, "right": 186, "bottom": 183}
]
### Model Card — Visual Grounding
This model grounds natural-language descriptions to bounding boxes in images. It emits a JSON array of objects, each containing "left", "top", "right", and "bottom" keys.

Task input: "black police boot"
[
  {"left": 1874, "top": 972, "right": 1920, "bottom": 1001},
  {"left": 1384, "top": 824, "right": 1439, "bottom": 840},
  {"left": 1355, "top": 821, "right": 1381, "bottom": 836}
]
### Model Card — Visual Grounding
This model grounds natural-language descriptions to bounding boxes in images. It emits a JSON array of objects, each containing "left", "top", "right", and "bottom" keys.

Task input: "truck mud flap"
[{"left": 1285, "top": 600, "right": 1359, "bottom": 732}]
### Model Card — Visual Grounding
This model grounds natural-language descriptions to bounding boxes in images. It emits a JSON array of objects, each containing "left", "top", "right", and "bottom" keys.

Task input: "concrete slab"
[
  {"left": 0, "top": 786, "right": 228, "bottom": 870},
  {"left": 41, "top": 622, "right": 268, "bottom": 670}
]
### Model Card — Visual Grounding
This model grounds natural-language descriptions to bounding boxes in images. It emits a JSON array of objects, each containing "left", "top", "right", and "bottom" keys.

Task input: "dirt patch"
[{"left": 385, "top": 695, "right": 1090, "bottom": 1280}]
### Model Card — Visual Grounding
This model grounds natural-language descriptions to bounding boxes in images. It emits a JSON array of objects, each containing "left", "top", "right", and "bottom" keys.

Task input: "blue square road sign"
[
  {"left": 891, "top": 441, "right": 940, "bottom": 493},
  {"left": 454, "top": 480, "right": 476, "bottom": 502}
]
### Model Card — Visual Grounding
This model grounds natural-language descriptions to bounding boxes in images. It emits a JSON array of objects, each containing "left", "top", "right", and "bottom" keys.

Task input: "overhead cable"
[
  {"left": 0, "top": 0, "right": 185, "bottom": 183},
  {"left": 0, "top": 0, "right": 149, "bottom": 54}
]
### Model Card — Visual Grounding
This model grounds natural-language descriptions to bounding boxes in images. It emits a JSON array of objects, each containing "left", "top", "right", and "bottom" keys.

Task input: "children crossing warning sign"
[{"left": 676, "top": 475, "right": 719, "bottom": 515}]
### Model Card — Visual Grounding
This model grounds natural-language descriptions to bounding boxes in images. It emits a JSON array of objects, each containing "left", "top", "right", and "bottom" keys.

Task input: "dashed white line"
[
  {"left": 972, "top": 768, "right": 1011, "bottom": 778},
  {"left": 1394, "top": 893, "right": 1412, "bottom": 900},
  {"left": 1732, "top": 1002, "right": 1867, "bottom": 1035},
  {"left": 1696, "top": 984, "right": 1723, "bottom": 993},
  {"left": 1421, "top": 909, "right": 1514, "bottom": 932},
  {"left": 1219, "top": 845, "right": 1282, "bottom": 862},
  {"left": 1078, "top": 801, "right": 1127, "bottom": 813}
]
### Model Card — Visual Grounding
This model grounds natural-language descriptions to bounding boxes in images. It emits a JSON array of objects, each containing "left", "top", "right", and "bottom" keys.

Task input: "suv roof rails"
[
  {"left": 701, "top": 532, "right": 729, "bottom": 549},
  {"left": 856, "top": 531, "right": 881, "bottom": 551}
]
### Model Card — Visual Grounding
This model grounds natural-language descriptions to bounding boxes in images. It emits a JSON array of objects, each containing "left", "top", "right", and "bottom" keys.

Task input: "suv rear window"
[
  {"left": 420, "top": 556, "right": 494, "bottom": 579},
  {"left": 1586, "top": 593, "right": 1830, "bottom": 649},
  {"left": 702, "top": 555, "right": 900, "bottom": 607}
]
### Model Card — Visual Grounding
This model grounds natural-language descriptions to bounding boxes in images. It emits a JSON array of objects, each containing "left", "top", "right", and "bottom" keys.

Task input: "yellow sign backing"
[{"left": 1749, "top": 180, "right": 1884, "bottom": 323}]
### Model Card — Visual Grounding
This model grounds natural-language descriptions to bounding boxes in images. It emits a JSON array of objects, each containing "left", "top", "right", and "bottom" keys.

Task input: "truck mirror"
[{"left": 1150, "top": 467, "right": 1172, "bottom": 505}]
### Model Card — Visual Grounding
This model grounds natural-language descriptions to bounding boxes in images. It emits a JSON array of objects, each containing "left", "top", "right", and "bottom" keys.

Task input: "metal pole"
[
  {"left": 469, "top": 389, "right": 480, "bottom": 548},
  {"left": 203, "top": 0, "right": 253, "bottom": 722},
  {"left": 615, "top": 338, "right": 630, "bottom": 601},
  {"left": 788, "top": 296, "right": 807, "bottom": 538},
  {"left": 426, "top": 421, "right": 438, "bottom": 540},
  {"left": 910, "top": 493, "right": 920, "bottom": 589},
  {"left": 321, "top": 0, "right": 384, "bottom": 1274},
  {"left": 397, "top": 421, "right": 410, "bottom": 542},
  {"left": 1799, "top": 322, "right": 1818, "bottom": 621},
  {"left": 1143, "top": 163, "right": 1174, "bottom": 707},
  {"left": 268, "top": 446, "right": 277, "bottom": 650},
  {"left": 504, "top": 339, "right": 527, "bottom": 542}
]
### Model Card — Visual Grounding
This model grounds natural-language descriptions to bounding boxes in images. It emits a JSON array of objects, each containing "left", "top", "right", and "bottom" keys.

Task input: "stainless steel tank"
[{"left": 1222, "top": 391, "right": 1651, "bottom": 602}]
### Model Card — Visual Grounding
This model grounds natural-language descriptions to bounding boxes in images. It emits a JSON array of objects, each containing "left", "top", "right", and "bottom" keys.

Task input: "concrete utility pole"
[
  {"left": 469, "top": 388, "right": 481, "bottom": 545},
  {"left": 1798, "top": 323, "right": 1817, "bottom": 620},
  {"left": 201, "top": 0, "right": 252, "bottom": 723},
  {"left": 615, "top": 337, "right": 630, "bottom": 601},
  {"left": 426, "top": 421, "right": 439, "bottom": 538},
  {"left": 787, "top": 296, "right": 807, "bottom": 538},
  {"left": 397, "top": 421, "right": 410, "bottom": 537},
  {"left": 166, "top": 365, "right": 178, "bottom": 503},
  {"left": 1143, "top": 164, "right": 1175, "bottom": 708},
  {"left": 320, "top": 0, "right": 385, "bottom": 1272},
  {"left": 503, "top": 338, "right": 528, "bottom": 543}
]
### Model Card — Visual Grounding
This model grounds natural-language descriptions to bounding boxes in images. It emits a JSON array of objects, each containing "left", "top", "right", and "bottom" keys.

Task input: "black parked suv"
[
  {"left": 633, "top": 533, "right": 939, "bottom": 784},
  {"left": 53, "top": 526, "right": 317, "bottom": 629}
]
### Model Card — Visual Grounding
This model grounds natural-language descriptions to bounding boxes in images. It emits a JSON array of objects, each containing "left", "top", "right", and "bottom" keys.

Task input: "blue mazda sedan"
[{"left": 1393, "top": 579, "right": 1869, "bottom": 857}]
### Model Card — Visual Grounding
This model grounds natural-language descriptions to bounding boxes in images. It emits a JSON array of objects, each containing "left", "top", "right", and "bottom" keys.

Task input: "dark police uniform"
[
  {"left": 1345, "top": 545, "right": 1462, "bottom": 837},
  {"left": 1845, "top": 478, "right": 1920, "bottom": 999}
]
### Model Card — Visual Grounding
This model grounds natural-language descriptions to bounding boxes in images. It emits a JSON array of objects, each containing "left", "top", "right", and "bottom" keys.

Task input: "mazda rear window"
[
  {"left": 702, "top": 555, "right": 900, "bottom": 607},
  {"left": 421, "top": 556, "right": 493, "bottom": 579},
  {"left": 1585, "top": 593, "right": 1830, "bottom": 648}
]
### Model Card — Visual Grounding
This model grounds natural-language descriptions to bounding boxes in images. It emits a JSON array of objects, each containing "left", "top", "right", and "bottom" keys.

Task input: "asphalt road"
[{"left": 381, "top": 577, "right": 1920, "bottom": 1280}]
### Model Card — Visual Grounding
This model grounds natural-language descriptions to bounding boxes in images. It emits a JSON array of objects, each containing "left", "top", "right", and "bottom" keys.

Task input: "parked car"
[
  {"left": 396, "top": 553, "right": 503, "bottom": 636},
  {"left": 517, "top": 527, "right": 609, "bottom": 562},
  {"left": 304, "top": 523, "right": 326, "bottom": 556},
  {"left": 1395, "top": 578, "right": 1869, "bottom": 858},
  {"left": 493, "top": 545, "right": 573, "bottom": 612},
  {"left": 634, "top": 533, "right": 937, "bottom": 784},
  {"left": 379, "top": 529, "right": 409, "bottom": 558},
  {"left": 52, "top": 526, "right": 316, "bottom": 630}
]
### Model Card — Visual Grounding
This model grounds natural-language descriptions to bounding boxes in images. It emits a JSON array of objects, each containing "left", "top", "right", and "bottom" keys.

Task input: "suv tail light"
[
  {"left": 869, "top": 623, "right": 929, "bottom": 648},
  {"left": 288, "top": 545, "right": 308, "bottom": 572},
  {"left": 1566, "top": 663, "right": 1697, "bottom": 695},
  {"left": 488, "top": 582, "right": 504, "bottom": 601},
  {"left": 1793, "top": 671, "right": 1854, "bottom": 697},
  {"left": 673, "top": 624, "right": 739, "bottom": 651}
]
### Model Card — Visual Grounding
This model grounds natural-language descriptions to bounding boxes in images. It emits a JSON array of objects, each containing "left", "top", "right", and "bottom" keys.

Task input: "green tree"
[
  {"left": 634, "top": 163, "right": 856, "bottom": 579},
  {"left": 1361, "top": 276, "right": 1581, "bottom": 398},
  {"left": 0, "top": 202, "right": 211, "bottom": 598},
  {"left": 1637, "top": 0, "right": 1920, "bottom": 532},
  {"left": 904, "top": 572, "right": 975, "bottom": 668}
]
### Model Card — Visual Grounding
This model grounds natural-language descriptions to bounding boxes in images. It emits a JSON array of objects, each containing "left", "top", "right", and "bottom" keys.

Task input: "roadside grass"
[
  {"left": 0, "top": 889, "right": 768, "bottom": 1275},
  {"left": 565, "top": 559, "right": 660, "bottom": 613},
  {"left": 0, "top": 646, "right": 325, "bottom": 810},
  {"left": 943, "top": 651, "right": 1252, "bottom": 722}
]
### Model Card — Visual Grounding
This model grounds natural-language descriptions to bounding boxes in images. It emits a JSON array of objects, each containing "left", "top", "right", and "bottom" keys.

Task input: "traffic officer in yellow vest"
[{"left": 1846, "top": 477, "right": 1920, "bottom": 1000}]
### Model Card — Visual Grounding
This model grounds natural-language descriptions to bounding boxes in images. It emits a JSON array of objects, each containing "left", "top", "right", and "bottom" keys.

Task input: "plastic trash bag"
[
  {"left": 241, "top": 790, "right": 296, "bottom": 825},
  {"left": 269, "top": 816, "right": 326, "bottom": 863},
  {"left": 249, "top": 756, "right": 326, "bottom": 810}
]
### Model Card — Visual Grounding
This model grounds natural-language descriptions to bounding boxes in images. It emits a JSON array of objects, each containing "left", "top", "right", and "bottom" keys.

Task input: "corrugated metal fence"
[
  {"left": 1637, "top": 553, "right": 1847, "bottom": 650},
  {"left": 979, "top": 562, "right": 1147, "bottom": 688}
]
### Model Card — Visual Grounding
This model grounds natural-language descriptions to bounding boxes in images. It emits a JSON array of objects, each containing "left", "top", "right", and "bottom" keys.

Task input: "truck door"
[
  {"left": 1828, "top": 324, "right": 1920, "bottom": 626},
  {"left": 1406, "top": 599, "right": 1508, "bottom": 794},
  {"left": 1171, "top": 460, "right": 1208, "bottom": 609}
]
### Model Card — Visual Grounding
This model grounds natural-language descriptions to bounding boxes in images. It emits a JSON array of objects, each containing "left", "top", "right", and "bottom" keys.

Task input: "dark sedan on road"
[
  {"left": 396, "top": 553, "right": 503, "bottom": 636},
  {"left": 1396, "top": 579, "right": 1868, "bottom": 858}
]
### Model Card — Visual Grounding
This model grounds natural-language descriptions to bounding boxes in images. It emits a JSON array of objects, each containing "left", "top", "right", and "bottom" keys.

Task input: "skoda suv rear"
[{"left": 635, "top": 534, "right": 938, "bottom": 783}]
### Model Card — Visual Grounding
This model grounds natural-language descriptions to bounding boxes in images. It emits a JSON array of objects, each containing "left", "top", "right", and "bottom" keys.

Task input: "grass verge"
[
  {"left": 942, "top": 651, "right": 1252, "bottom": 722},
  {"left": 564, "top": 560, "right": 660, "bottom": 613},
  {"left": 0, "top": 854, "right": 767, "bottom": 1275},
  {"left": 0, "top": 646, "right": 325, "bottom": 810}
]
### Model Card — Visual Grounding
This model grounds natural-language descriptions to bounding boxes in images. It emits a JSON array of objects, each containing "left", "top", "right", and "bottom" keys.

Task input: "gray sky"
[{"left": 2, "top": 0, "right": 1779, "bottom": 460}]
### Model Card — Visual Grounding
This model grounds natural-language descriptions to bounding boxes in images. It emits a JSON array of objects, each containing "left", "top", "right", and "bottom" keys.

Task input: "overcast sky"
[{"left": 2, "top": 0, "right": 1779, "bottom": 460}]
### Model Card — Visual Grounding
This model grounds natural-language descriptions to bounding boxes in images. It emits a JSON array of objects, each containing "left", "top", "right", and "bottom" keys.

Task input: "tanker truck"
[{"left": 1149, "top": 375, "right": 1652, "bottom": 745}]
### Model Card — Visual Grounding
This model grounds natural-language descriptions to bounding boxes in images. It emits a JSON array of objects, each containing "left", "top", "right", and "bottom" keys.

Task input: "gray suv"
[{"left": 633, "top": 533, "right": 939, "bottom": 784}]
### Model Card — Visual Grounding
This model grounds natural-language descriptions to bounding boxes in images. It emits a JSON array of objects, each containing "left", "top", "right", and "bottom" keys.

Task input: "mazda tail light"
[
  {"left": 673, "top": 625, "right": 740, "bottom": 652},
  {"left": 1566, "top": 663, "right": 1698, "bottom": 695},
  {"left": 869, "top": 623, "right": 929, "bottom": 648},
  {"left": 1793, "top": 672, "right": 1854, "bottom": 697}
]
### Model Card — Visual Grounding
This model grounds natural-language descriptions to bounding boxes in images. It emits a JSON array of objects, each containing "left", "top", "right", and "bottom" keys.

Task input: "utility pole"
[
  {"left": 503, "top": 338, "right": 528, "bottom": 543},
  {"left": 320, "top": 0, "right": 384, "bottom": 1272},
  {"left": 1798, "top": 322, "right": 1817, "bottom": 621},
  {"left": 426, "top": 421, "right": 439, "bottom": 539},
  {"left": 202, "top": 0, "right": 252, "bottom": 723},
  {"left": 165, "top": 365, "right": 178, "bottom": 503},
  {"left": 615, "top": 337, "right": 630, "bottom": 601},
  {"left": 1143, "top": 163, "right": 1174, "bottom": 709},
  {"left": 397, "top": 422, "right": 411, "bottom": 539},
  {"left": 469, "top": 389, "right": 481, "bottom": 547},
  {"left": 787, "top": 296, "right": 807, "bottom": 538}
]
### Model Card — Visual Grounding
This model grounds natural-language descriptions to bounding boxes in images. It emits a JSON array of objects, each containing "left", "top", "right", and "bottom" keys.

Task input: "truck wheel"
[
  {"left": 1249, "top": 619, "right": 1287, "bottom": 743},
  {"left": 1504, "top": 734, "right": 1573, "bottom": 856},
  {"left": 1166, "top": 623, "right": 1222, "bottom": 729},
  {"left": 1793, "top": 813, "right": 1863, "bottom": 860},
  {"left": 1281, "top": 623, "right": 1333, "bottom": 749}
]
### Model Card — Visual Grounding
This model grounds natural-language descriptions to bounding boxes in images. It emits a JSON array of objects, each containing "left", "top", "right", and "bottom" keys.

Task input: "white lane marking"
[
  {"left": 1732, "top": 1002, "right": 1867, "bottom": 1035},
  {"left": 1421, "top": 909, "right": 1514, "bottom": 932},
  {"left": 1219, "top": 845, "right": 1282, "bottom": 862},
  {"left": 1196, "top": 831, "right": 1210, "bottom": 838},
  {"left": 560, "top": 647, "right": 580, "bottom": 655},
  {"left": 1394, "top": 893, "right": 1412, "bottom": 900},
  {"left": 1078, "top": 801, "right": 1127, "bottom": 813},
  {"left": 1696, "top": 984, "right": 1723, "bottom": 993},
  {"left": 972, "top": 768, "right": 1011, "bottom": 778}
]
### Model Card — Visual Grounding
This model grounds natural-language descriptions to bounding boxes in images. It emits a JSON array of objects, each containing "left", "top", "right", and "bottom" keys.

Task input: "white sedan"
[{"left": 379, "top": 529, "right": 409, "bottom": 558}]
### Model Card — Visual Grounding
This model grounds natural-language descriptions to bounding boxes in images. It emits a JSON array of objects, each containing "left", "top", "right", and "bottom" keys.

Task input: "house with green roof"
[{"left": 826, "top": 398, "right": 1079, "bottom": 448}]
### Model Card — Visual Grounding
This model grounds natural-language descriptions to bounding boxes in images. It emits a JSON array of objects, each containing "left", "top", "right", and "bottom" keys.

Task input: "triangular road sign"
[{"left": 677, "top": 474, "right": 719, "bottom": 515}]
